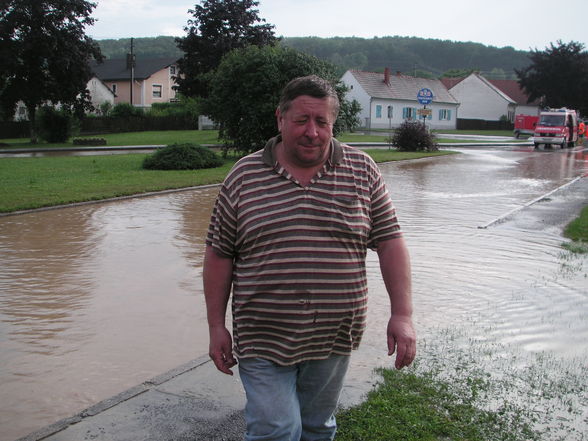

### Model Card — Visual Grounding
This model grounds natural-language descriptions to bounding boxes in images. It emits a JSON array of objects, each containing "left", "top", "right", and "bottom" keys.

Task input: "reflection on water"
[{"left": 0, "top": 146, "right": 587, "bottom": 440}]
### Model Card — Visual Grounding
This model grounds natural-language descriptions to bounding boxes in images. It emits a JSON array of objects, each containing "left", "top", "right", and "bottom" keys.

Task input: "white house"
[
  {"left": 486, "top": 78, "right": 540, "bottom": 117},
  {"left": 440, "top": 73, "right": 540, "bottom": 122},
  {"left": 12, "top": 76, "right": 116, "bottom": 120},
  {"left": 86, "top": 76, "right": 116, "bottom": 113},
  {"left": 341, "top": 69, "right": 459, "bottom": 130}
]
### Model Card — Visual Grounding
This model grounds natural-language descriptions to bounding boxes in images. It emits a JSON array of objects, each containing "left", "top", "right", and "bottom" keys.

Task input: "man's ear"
[{"left": 275, "top": 107, "right": 283, "bottom": 132}]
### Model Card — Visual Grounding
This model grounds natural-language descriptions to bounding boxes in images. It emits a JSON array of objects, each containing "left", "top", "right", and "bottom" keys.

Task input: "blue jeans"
[{"left": 238, "top": 355, "right": 350, "bottom": 441}]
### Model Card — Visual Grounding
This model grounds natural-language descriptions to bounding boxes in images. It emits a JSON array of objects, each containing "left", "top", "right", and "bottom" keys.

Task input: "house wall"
[
  {"left": 87, "top": 77, "right": 115, "bottom": 111},
  {"left": 369, "top": 99, "right": 458, "bottom": 130},
  {"left": 341, "top": 71, "right": 457, "bottom": 130},
  {"left": 108, "top": 65, "right": 178, "bottom": 108},
  {"left": 109, "top": 81, "right": 132, "bottom": 105},
  {"left": 449, "top": 75, "right": 512, "bottom": 121},
  {"left": 341, "top": 71, "right": 372, "bottom": 127},
  {"left": 139, "top": 67, "right": 178, "bottom": 107}
]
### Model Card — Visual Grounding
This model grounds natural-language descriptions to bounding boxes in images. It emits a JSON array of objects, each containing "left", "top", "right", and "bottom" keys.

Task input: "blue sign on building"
[{"left": 417, "top": 88, "right": 434, "bottom": 105}]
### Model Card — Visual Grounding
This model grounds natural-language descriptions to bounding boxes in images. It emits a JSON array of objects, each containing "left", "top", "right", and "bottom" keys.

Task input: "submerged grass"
[
  {"left": 336, "top": 328, "right": 588, "bottom": 441},
  {"left": 336, "top": 368, "right": 539, "bottom": 441},
  {"left": 562, "top": 205, "right": 588, "bottom": 254}
]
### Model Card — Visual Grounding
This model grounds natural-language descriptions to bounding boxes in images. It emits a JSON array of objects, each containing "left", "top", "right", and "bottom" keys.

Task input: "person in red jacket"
[{"left": 579, "top": 120, "right": 586, "bottom": 144}]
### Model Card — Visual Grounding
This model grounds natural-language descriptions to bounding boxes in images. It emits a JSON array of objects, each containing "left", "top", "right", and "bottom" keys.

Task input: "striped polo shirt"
[{"left": 206, "top": 135, "right": 402, "bottom": 366}]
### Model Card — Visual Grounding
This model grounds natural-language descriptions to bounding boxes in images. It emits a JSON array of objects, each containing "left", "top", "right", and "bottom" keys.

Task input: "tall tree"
[
  {"left": 0, "top": 0, "right": 103, "bottom": 141},
  {"left": 516, "top": 40, "right": 588, "bottom": 115},
  {"left": 203, "top": 45, "right": 360, "bottom": 155},
  {"left": 175, "top": 0, "right": 278, "bottom": 98}
]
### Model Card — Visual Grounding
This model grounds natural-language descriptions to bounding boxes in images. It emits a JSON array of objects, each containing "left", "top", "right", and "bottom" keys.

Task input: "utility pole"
[{"left": 127, "top": 38, "right": 135, "bottom": 105}]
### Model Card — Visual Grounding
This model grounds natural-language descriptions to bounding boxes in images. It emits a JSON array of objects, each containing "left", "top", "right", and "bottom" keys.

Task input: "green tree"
[
  {"left": 0, "top": 0, "right": 103, "bottom": 141},
  {"left": 516, "top": 40, "right": 588, "bottom": 114},
  {"left": 175, "top": 0, "right": 278, "bottom": 98},
  {"left": 203, "top": 45, "right": 360, "bottom": 156}
]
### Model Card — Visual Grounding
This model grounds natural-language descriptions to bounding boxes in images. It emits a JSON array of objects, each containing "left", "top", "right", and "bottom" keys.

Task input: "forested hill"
[{"left": 97, "top": 35, "right": 531, "bottom": 80}]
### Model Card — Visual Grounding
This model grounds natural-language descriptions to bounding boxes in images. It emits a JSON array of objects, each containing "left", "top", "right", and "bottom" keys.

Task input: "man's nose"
[{"left": 304, "top": 120, "right": 318, "bottom": 137}]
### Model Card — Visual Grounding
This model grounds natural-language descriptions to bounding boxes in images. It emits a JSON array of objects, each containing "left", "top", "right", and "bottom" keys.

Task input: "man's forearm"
[
  {"left": 377, "top": 237, "right": 412, "bottom": 316},
  {"left": 203, "top": 245, "right": 234, "bottom": 327}
]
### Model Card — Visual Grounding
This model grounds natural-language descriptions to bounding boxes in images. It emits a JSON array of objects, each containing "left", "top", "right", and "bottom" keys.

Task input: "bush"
[
  {"left": 73, "top": 138, "right": 107, "bottom": 146},
  {"left": 391, "top": 120, "right": 438, "bottom": 152},
  {"left": 99, "top": 101, "right": 113, "bottom": 116},
  {"left": 36, "top": 106, "right": 74, "bottom": 143},
  {"left": 142, "top": 143, "right": 224, "bottom": 170},
  {"left": 110, "top": 102, "right": 144, "bottom": 118}
]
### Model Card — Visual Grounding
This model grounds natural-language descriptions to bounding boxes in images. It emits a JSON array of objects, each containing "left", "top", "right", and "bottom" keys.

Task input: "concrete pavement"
[{"left": 17, "top": 356, "right": 247, "bottom": 441}]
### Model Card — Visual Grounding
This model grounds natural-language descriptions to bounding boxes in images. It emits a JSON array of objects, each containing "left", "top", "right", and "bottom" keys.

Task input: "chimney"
[{"left": 384, "top": 67, "right": 390, "bottom": 86}]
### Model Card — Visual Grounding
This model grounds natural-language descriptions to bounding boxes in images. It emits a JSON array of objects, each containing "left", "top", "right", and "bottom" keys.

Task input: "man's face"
[{"left": 276, "top": 95, "right": 336, "bottom": 168}]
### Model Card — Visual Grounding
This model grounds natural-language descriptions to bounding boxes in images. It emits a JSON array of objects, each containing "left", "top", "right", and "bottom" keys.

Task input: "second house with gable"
[{"left": 341, "top": 68, "right": 460, "bottom": 130}]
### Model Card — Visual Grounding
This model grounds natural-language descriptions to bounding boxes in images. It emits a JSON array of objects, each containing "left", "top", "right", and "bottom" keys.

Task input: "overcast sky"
[{"left": 87, "top": 0, "right": 587, "bottom": 52}]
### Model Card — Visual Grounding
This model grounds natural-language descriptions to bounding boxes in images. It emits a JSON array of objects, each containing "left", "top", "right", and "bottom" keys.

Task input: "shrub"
[
  {"left": 36, "top": 106, "right": 74, "bottom": 143},
  {"left": 142, "top": 143, "right": 224, "bottom": 170},
  {"left": 110, "top": 102, "right": 144, "bottom": 118},
  {"left": 73, "top": 138, "right": 107, "bottom": 146},
  {"left": 391, "top": 120, "right": 438, "bottom": 152},
  {"left": 99, "top": 101, "right": 113, "bottom": 116}
]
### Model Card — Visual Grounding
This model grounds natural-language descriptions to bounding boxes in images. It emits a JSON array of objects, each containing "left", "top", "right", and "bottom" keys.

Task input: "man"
[{"left": 203, "top": 75, "right": 416, "bottom": 441}]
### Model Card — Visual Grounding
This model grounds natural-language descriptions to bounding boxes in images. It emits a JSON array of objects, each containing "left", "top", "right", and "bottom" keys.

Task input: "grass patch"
[
  {"left": 564, "top": 205, "right": 588, "bottom": 248},
  {"left": 0, "top": 130, "right": 222, "bottom": 149},
  {"left": 0, "top": 154, "right": 236, "bottom": 212},
  {"left": 562, "top": 205, "right": 588, "bottom": 253},
  {"left": 336, "top": 327, "right": 588, "bottom": 441},
  {"left": 336, "top": 368, "right": 539, "bottom": 441},
  {"left": 0, "top": 129, "right": 522, "bottom": 150},
  {"left": 0, "top": 147, "right": 454, "bottom": 213},
  {"left": 363, "top": 149, "right": 457, "bottom": 162}
]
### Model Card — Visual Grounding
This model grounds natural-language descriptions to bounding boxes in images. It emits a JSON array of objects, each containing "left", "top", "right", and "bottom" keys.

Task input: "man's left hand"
[{"left": 387, "top": 315, "right": 416, "bottom": 369}]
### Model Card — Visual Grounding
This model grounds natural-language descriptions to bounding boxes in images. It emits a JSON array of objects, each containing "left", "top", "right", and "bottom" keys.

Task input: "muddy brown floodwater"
[{"left": 1, "top": 145, "right": 587, "bottom": 440}]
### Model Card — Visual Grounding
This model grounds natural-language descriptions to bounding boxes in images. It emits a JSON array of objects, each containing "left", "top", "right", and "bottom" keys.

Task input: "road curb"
[
  {"left": 15, "top": 356, "right": 214, "bottom": 441},
  {"left": 478, "top": 175, "right": 586, "bottom": 229}
]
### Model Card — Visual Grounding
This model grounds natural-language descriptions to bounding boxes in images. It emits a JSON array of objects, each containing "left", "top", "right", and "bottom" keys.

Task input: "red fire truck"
[
  {"left": 513, "top": 114, "right": 538, "bottom": 138},
  {"left": 533, "top": 108, "right": 578, "bottom": 149}
]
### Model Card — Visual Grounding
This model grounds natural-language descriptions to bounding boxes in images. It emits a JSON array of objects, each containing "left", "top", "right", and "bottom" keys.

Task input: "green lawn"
[
  {"left": 0, "top": 129, "right": 523, "bottom": 150},
  {"left": 0, "top": 154, "right": 235, "bottom": 213},
  {"left": 0, "top": 147, "right": 453, "bottom": 213},
  {"left": 0, "top": 130, "right": 221, "bottom": 149}
]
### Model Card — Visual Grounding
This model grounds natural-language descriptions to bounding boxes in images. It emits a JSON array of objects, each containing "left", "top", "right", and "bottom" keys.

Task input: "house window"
[
  {"left": 111, "top": 84, "right": 117, "bottom": 94},
  {"left": 170, "top": 65, "right": 176, "bottom": 75},
  {"left": 402, "top": 107, "right": 417, "bottom": 120},
  {"left": 376, "top": 105, "right": 382, "bottom": 118},
  {"left": 438, "top": 109, "right": 452, "bottom": 120},
  {"left": 152, "top": 84, "right": 162, "bottom": 98}
]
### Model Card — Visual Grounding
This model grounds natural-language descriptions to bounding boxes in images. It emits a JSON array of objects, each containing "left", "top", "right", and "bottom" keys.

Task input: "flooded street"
[{"left": 1, "top": 145, "right": 587, "bottom": 440}]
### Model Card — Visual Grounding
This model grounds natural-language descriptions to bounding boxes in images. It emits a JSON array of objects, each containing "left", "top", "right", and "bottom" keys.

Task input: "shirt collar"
[{"left": 262, "top": 135, "right": 344, "bottom": 167}]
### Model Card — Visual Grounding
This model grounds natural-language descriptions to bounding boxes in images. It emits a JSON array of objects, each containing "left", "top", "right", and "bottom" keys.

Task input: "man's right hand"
[{"left": 209, "top": 325, "right": 237, "bottom": 375}]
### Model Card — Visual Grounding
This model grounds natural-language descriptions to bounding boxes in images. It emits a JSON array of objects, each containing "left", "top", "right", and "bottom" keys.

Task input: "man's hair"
[{"left": 278, "top": 75, "right": 340, "bottom": 119}]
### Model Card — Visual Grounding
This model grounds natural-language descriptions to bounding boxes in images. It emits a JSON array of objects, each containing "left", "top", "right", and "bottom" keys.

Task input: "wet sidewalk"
[{"left": 17, "top": 356, "right": 247, "bottom": 441}]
